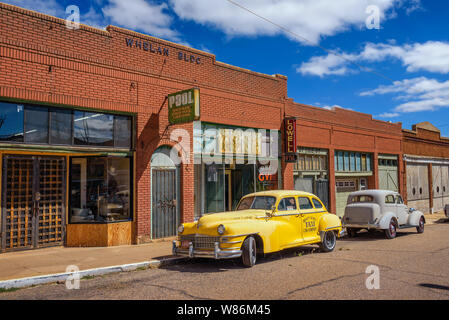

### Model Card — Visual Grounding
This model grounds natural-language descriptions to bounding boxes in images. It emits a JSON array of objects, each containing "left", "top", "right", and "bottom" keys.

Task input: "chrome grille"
[{"left": 179, "top": 235, "right": 220, "bottom": 249}]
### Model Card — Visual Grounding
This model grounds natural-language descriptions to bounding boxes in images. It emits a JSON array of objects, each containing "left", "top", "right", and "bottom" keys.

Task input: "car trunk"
[{"left": 343, "top": 203, "right": 380, "bottom": 225}]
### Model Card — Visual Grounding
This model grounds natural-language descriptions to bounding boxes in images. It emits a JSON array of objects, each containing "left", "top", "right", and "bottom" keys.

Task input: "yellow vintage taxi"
[{"left": 173, "top": 190, "right": 343, "bottom": 267}]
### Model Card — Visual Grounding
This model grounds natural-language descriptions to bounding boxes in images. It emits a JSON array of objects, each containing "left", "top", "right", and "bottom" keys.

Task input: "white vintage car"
[{"left": 343, "top": 190, "right": 425, "bottom": 239}]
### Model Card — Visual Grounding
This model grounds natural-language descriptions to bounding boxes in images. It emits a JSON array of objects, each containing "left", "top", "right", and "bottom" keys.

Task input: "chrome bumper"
[
  {"left": 172, "top": 241, "right": 242, "bottom": 259},
  {"left": 343, "top": 223, "right": 380, "bottom": 229}
]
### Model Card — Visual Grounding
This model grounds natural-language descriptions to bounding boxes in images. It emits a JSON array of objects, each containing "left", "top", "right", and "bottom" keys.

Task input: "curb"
[{"left": 0, "top": 256, "right": 187, "bottom": 290}]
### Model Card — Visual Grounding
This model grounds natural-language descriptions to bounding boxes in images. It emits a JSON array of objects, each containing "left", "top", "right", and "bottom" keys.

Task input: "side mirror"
[{"left": 269, "top": 205, "right": 276, "bottom": 216}]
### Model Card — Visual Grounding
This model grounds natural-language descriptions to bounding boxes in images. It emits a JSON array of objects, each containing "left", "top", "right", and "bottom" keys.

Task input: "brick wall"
[
  {"left": 286, "top": 101, "right": 404, "bottom": 213},
  {"left": 0, "top": 3, "right": 286, "bottom": 242}
]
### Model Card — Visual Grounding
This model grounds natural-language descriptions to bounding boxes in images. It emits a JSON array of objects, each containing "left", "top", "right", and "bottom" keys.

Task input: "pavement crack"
[
  {"left": 141, "top": 283, "right": 212, "bottom": 300},
  {"left": 283, "top": 272, "right": 366, "bottom": 299}
]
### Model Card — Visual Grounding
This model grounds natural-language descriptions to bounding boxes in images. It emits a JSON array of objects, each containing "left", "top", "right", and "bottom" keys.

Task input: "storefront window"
[
  {"left": 335, "top": 151, "right": 372, "bottom": 172},
  {"left": 74, "top": 111, "right": 114, "bottom": 147},
  {"left": 50, "top": 108, "right": 72, "bottom": 145},
  {"left": 114, "top": 115, "right": 132, "bottom": 148},
  {"left": 0, "top": 102, "right": 24, "bottom": 142},
  {"left": 24, "top": 106, "right": 48, "bottom": 143},
  {"left": 70, "top": 156, "right": 131, "bottom": 223},
  {"left": 0, "top": 101, "right": 133, "bottom": 149},
  {"left": 205, "top": 164, "right": 225, "bottom": 213}
]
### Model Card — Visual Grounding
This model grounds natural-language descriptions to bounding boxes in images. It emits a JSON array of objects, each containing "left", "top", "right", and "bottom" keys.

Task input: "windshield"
[{"left": 237, "top": 196, "right": 276, "bottom": 210}]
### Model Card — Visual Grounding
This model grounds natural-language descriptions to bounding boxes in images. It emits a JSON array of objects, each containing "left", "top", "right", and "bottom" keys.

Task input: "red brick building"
[
  {"left": 403, "top": 122, "right": 449, "bottom": 214},
  {"left": 0, "top": 3, "right": 288, "bottom": 250},
  {"left": 0, "top": 3, "right": 408, "bottom": 251},
  {"left": 283, "top": 101, "right": 403, "bottom": 216}
]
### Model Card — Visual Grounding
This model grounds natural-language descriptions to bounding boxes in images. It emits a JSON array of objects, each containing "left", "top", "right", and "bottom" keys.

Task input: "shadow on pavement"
[
  {"left": 161, "top": 246, "right": 320, "bottom": 273},
  {"left": 419, "top": 283, "right": 449, "bottom": 291},
  {"left": 433, "top": 218, "right": 449, "bottom": 224},
  {"left": 339, "top": 230, "right": 417, "bottom": 242}
]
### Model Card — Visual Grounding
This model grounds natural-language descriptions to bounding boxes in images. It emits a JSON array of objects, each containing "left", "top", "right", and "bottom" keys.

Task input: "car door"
[
  {"left": 396, "top": 195, "right": 408, "bottom": 225},
  {"left": 275, "top": 196, "right": 303, "bottom": 248},
  {"left": 384, "top": 194, "right": 398, "bottom": 220},
  {"left": 298, "top": 196, "right": 320, "bottom": 243}
]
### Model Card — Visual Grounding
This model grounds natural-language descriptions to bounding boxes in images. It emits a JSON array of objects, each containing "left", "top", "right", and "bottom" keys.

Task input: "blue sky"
[{"left": 4, "top": 0, "right": 449, "bottom": 135}]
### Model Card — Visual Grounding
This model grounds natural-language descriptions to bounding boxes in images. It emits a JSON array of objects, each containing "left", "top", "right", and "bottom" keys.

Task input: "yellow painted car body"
[{"left": 173, "top": 190, "right": 343, "bottom": 265}]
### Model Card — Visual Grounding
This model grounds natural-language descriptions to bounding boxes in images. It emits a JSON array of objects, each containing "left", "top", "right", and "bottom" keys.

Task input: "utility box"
[{"left": 445, "top": 204, "right": 449, "bottom": 218}]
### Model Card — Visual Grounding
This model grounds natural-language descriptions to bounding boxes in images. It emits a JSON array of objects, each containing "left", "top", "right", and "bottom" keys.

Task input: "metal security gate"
[
  {"left": 1, "top": 155, "right": 66, "bottom": 252},
  {"left": 151, "top": 168, "right": 180, "bottom": 239},
  {"left": 316, "top": 179, "right": 329, "bottom": 210}
]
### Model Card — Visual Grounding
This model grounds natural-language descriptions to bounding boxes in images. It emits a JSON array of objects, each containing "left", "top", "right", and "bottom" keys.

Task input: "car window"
[
  {"left": 350, "top": 195, "right": 374, "bottom": 203},
  {"left": 385, "top": 195, "right": 395, "bottom": 204},
  {"left": 237, "top": 197, "right": 254, "bottom": 210},
  {"left": 312, "top": 198, "right": 323, "bottom": 209},
  {"left": 396, "top": 196, "right": 403, "bottom": 204},
  {"left": 277, "top": 197, "right": 297, "bottom": 211},
  {"left": 251, "top": 196, "right": 276, "bottom": 210},
  {"left": 298, "top": 197, "right": 313, "bottom": 210}
]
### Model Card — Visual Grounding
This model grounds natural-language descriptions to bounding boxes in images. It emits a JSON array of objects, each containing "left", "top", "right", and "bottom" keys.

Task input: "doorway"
[
  {"left": 1, "top": 155, "right": 66, "bottom": 251},
  {"left": 151, "top": 147, "right": 180, "bottom": 239}
]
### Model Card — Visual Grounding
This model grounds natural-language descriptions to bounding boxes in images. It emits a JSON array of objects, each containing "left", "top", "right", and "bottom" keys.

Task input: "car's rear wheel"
[
  {"left": 320, "top": 231, "right": 336, "bottom": 252},
  {"left": 241, "top": 236, "right": 257, "bottom": 267},
  {"left": 416, "top": 216, "right": 425, "bottom": 233},
  {"left": 384, "top": 219, "right": 397, "bottom": 239}
]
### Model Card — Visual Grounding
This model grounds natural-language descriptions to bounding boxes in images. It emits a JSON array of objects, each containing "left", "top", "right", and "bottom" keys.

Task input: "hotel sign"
[
  {"left": 168, "top": 88, "right": 200, "bottom": 124},
  {"left": 284, "top": 117, "right": 297, "bottom": 163}
]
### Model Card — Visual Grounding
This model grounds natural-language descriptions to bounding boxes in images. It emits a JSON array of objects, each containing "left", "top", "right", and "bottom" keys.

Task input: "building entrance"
[{"left": 1, "top": 155, "right": 66, "bottom": 251}]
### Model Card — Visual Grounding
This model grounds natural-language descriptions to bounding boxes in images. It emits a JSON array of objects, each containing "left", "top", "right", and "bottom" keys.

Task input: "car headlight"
[
  {"left": 177, "top": 224, "right": 184, "bottom": 234},
  {"left": 217, "top": 224, "right": 226, "bottom": 235}
]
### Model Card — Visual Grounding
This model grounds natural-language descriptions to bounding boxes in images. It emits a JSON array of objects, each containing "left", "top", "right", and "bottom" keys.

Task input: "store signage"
[
  {"left": 168, "top": 88, "right": 200, "bottom": 124},
  {"left": 284, "top": 118, "right": 297, "bottom": 163},
  {"left": 284, "top": 118, "right": 297, "bottom": 153},
  {"left": 125, "top": 38, "right": 201, "bottom": 65},
  {"left": 284, "top": 153, "right": 298, "bottom": 163}
]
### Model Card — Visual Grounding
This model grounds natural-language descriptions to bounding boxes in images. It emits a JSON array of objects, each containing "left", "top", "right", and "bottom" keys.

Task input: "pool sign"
[{"left": 168, "top": 88, "right": 200, "bottom": 124}]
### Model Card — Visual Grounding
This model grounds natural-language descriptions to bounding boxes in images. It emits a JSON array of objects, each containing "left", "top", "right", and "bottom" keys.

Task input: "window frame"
[
  {"left": 0, "top": 101, "right": 134, "bottom": 151},
  {"left": 68, "top": 155, "right": 134, "bottom": 224},
  {"left": 277, "top": 197, "right": 298, "bottom": 212}
]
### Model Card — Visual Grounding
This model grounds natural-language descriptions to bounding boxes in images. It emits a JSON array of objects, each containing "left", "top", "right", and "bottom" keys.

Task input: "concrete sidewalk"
[{"left": 0, "top": 238, "right": 180, "bottom": 283}]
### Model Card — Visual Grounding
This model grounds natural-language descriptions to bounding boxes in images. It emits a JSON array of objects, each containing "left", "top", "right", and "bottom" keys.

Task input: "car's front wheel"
[
  {"left": 241, "top": 236, "right": 257, "bottom": 267},
  {"left": 416, "top": 216, "right": 425, "bottom": 233},
  {"left": 320, "top": 231, "right": 336, "bottom": 252},
  {"left": 384, "top": 219, "right": 397, "bottom": 239}
]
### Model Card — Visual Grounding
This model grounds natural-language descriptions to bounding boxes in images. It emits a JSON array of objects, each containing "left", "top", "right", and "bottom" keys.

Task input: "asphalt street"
[{"left": 1, "top": 222, "right": 449, "bottom": 300}]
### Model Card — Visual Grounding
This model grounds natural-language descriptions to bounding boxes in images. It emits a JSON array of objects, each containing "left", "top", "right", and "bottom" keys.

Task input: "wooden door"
[{"left": 1, "top": 155, "right": 66, "bottom": 251}]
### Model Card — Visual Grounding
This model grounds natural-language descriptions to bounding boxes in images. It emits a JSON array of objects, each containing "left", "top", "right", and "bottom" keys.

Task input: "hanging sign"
[
  {"left": 284, "top": 117, "right": 297, "bottom": 163},
  {"left": 168, "top": 88, "right": 200, "bottom": 124}
]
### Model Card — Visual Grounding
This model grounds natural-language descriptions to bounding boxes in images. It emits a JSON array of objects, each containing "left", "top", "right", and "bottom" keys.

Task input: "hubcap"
[
  {"left": 326, "top": 232, "right": 335, "bottom": 249},
  {"left": 390, "top": 222, "right": 396, "bottom": 236},
  {"left": 249, "top": 238, "right": 256, "bottom": 265}
]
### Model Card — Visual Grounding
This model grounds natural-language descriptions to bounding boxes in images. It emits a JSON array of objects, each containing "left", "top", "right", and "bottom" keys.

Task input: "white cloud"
[
  {"left": 102, "top": 0, "right": 181, "bottom": 41},
  {"left": 170, "top": 0, "right": 402, "bottom": 45},
  {"left": 361, "top": 77, "right": 449, "bottom": 113},
  {"left": 376, "top": 112, "right": 400, "bottom": 118},
  {"left": 4, "top": 0, "right": 64, "bottom": 17},
  {"left": 298, "top": 41, "right": 449, "bottom": 77},
  {"left": 298, "top": 53, "right": 356, "bottom": 77},
  {"left": 81, "top": 6, "right": 107, "bottom": 30},
  {"left": 322, "top": 104, "right": 354, "bottom": 111}
]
